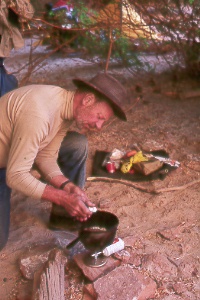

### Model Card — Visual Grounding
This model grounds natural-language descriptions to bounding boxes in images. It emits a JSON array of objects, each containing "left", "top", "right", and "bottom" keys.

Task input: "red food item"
[
  {"left": 126, "top": 150, "right": 137, "bottom": 157},
  {"left": 106, "top": 162, "right": 116, "bottom": 173},
  {"left": 129, "top": 169, "right": 135, "bottom": 174}
]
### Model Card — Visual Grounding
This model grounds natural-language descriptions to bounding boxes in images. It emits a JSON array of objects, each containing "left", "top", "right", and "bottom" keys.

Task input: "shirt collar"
[{"left": 62, "top": 90, "right": 75, "bottom": 120}]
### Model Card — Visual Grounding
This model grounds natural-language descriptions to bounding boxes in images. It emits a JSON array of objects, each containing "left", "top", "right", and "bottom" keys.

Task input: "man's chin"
[
  {"left": 76, "top": 125, "right": 89, "bottom": 134},
  {"left": 79, "top": 128, "right": 99, "bottom": 135},
  {"left": 79, "top": 128, "right": 88, "bottom": 134},
  {"left": 75, "top": 123, "right": 98, "bottom": 134}
]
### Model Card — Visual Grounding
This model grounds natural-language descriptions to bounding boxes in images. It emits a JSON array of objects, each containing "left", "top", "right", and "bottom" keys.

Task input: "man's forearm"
[
  {"left": 49, "top": 175, "right": 70, "bottom": 190},
  {"left": 41, "top": 183, "right": 92, "bottom": 221},
  {"left": 41, "top": 184, "right": 68, "bottom": 206}
]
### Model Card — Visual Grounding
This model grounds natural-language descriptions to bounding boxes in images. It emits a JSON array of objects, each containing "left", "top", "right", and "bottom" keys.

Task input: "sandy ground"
[{"left": 0, "top": 38, "right": 200, "bottom": 299}]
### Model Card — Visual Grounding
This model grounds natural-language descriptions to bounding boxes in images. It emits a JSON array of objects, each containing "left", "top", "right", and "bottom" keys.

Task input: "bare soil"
[{"left": 0, "top": 38, "right": 200, "bottom": 299}]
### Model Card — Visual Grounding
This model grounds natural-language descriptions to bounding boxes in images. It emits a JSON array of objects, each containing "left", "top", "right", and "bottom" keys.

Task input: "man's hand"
[
  {"left": 63, "top": 182, "right": 95, "bottom": 210},
  {"left": 61, "top": 192, "right": 92, "bottom": 222},
  {"left": 41, "top": 184, "right": 95, "bottom": 222}
]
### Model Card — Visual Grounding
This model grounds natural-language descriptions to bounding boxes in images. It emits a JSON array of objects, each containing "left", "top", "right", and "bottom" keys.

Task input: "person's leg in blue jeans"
[
  {"left": 49, "top": 131, "right": 88, "bottom": 230},
  {"left": 58, "top": 131, "right": 88, "bottom": 189},
  {"left": 0, "top": 169, "right": 11, "bottom": 250}
]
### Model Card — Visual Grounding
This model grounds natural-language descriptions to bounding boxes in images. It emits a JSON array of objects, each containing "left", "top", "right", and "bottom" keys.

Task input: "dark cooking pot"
[{"left": 67, "top": 211, "right": 119, "bottom": 251}]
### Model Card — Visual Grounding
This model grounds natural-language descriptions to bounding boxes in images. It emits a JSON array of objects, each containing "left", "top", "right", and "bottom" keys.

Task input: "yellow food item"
[
  {"left": 121, "top": 160, "right": 132, "bottom": 173},
  {"left": 121, "top": 151, "right": 148, "bottom": 173},
  {"left": 130, "top": 151, "right": 148, "bottom": 164}
]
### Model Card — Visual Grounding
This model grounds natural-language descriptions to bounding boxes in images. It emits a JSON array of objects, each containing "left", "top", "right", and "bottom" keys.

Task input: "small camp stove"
[{"left": 78, "top": 211, "right": 119, "bottom": 268}]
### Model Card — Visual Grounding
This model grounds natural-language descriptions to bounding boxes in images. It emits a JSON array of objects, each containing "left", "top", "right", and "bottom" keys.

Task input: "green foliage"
[
  {"left": 75, "top": 4, "right": 96, "bottom": 26},
  {"left": 39, "top": 0, "right": 200, "bottom": 75}
]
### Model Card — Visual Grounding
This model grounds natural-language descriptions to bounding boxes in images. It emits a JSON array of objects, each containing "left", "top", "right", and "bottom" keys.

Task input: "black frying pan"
[{"left": 66, "top": 211, "right": 119, "bottom": 251}]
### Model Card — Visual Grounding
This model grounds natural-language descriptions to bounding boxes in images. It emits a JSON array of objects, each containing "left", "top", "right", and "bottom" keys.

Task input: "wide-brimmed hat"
[{"left": 73, "top": 73, "right": 128, "bottom": 121}]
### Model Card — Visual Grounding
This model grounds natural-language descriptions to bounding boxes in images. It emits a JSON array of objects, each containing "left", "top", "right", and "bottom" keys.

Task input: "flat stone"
[
  {"left": 83, "top": 283, "right": 97, "bottom": 300},
  {"left": 73, "top": 251, "right": 121, "bottom": 281},
  {"left": 156, "top": 222, "right": 191, "bottom": 241},
  {"left": 178, "top": 258, "right": 199, "bottom": 279},
  {"left": 170, "top": 281, "right": 188, "bottom": 295},
  {"left": 141, "top": 253, "right": 178, "bottom": 279},
  {"left": 82, "top": 293, "right": 96, "bottom": 300},
  {"left": 20, "top": 245, "right": 56, "bottom": 280},
  {"left": 93, "top": 265, "right": 156, "bottom": 300},
  {"left": 123, "top": 235, "right": 145, "bottom": 248},
  {"left": 113, "top": 249, "right": 131, "bottom": 264},
  {"left": 162, "top": 296, "right": 182, "bottom": 300},
  {"left": 16, "top": 280, "right": 33, "bottom": 300}
]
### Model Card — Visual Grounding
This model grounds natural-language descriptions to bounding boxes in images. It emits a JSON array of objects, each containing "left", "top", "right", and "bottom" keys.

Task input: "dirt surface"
[{"left": 0, "top": 38, "right": 200, "bottom": 299}]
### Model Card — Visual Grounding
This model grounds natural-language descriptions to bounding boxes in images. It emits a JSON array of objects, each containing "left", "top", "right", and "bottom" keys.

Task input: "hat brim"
[{"left": 73, "top": 78, "right": 127, "bottom": 121}]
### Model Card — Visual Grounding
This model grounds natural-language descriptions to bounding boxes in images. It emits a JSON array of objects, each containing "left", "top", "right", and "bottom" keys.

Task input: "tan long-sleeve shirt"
[{"left": 0, "top": 84, "right": 75, "bottom": 198}]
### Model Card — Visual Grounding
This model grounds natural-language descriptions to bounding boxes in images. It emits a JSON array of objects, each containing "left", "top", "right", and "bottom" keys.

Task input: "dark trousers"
[
  {"left": 0, "top": 57, "right": 18, "bottom": 97},
  {"left": 57, "top": 131, "right": 88, "bottom": 189},
  {"left": 0, "top": 169, "right": 11, "bottom": 251},
  {"left": 0, "top": 131, "right": 88, "bottom": 250}
]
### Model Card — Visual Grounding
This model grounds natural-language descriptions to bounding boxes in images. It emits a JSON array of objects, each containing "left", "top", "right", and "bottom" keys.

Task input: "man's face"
[{"left": 74, "top": 100, "right": 114, "bottom": 133}]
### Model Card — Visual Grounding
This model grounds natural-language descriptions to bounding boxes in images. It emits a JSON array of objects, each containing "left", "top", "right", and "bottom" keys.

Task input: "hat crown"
[
  {"left": 73, "top": 73, "right": 128, "bottom": 120},
  {"left": 90, "top": 74, "right": 127, "bottom": 107}
]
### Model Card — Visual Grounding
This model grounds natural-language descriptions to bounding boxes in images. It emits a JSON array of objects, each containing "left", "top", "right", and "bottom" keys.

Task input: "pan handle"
[
  {"left": 66, "top": 236, "right": 80, "bottom": 249},
  {"left": 66, "top": 207, "right": 97, "bottom": 249}
]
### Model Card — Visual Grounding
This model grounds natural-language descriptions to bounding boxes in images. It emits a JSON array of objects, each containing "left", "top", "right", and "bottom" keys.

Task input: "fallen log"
[
  {"left": 181, "top": 89, "right": 200, "bottom": 99},
  {"left": 86, "top": 177, "right": 200, "bottom": 194},
  {"left": 32, "top": 249, "right": 67, "bottom": 300},
  {"left": 163, "top": 89, "right": 200, "bottom": 99}
]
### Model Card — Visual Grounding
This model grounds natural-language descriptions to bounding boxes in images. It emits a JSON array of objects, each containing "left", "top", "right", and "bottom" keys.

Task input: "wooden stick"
[
  {"left": 86, "top": 177, "right": 200, "bottom": 194},
  {"left": 105, "top": 28, "right": 113, "bottom": 72},
  {"left": 156, "top": 179, "right": 200, "bottom": 193},
  {"left": 87, "top": 176, "right": 156, "bottom": 193}
]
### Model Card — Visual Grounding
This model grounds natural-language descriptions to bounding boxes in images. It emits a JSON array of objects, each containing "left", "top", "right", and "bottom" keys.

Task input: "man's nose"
[{"left": 96, "top": 119, "right": 105, "bottom": 129}]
